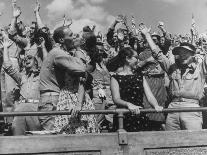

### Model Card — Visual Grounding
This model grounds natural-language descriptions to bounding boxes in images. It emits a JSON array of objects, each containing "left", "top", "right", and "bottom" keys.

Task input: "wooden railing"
[{"left": 1, "top": 108, "right": 207, "bottom": 155}]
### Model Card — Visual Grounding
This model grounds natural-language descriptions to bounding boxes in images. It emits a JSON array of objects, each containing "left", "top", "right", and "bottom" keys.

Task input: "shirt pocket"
[
  {"left": 31, "top": 77, "right": 40, "bottom": 91},
  {"left": 185, "top": 71, "right": 199, "bottom": 80},
  {"left": 170, "top": 72, "right": 181, "bottom": 80},
  {"left": 183, "top": 70, "right": 200, "bottom": 93}
]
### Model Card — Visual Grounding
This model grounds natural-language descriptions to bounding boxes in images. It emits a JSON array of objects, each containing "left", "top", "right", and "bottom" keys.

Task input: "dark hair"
[
  {"left": 106, "top": 47, "right": 135, "bottom": 72},
  {"left": 53, "top": 26, "right": 68, "bottom": 43},
  {"left": 36, "top": 27, "right": 53, "bottom": 52}
]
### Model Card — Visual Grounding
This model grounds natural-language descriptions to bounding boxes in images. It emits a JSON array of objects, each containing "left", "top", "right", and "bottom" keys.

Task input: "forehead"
[
  {"left": 132, "top": 50, "right": 138, "bottom": 56},
  {"left": 160, "top": 37, "right": 165, "bottom": 40},
  {"left": 152, "top": 36, "right": 158, "bottom": 39},
  {"left": 177, "top": 49, "right": 192, "bottom": 55},
  {"left": 63, "top": 28, "right": 73, "bottom": 36}
]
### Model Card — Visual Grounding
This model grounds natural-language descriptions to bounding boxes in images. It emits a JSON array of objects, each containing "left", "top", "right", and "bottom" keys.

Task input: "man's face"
[
  {"left": 160, "top": 37, "right": 165, "bottom": 46},
  {"left": 24, "top": 55, "right": 35, "bottom": 69},
  {"left": 63, "top": 28, "right": 74, "bottom": 51},
  {"left": 117, "top": 29, "right": 127, "bottom": 41},
  {"left": 127, "top": 50, "right": 138, "bottom": 69},
  {"left": 175, "top": 49, "right": 193, "bottom": 65},
  {"left": 152, "top": 36, "right": 159, "bottom": 45},
  {"left": 29, "top": 24, "right": 36, "bottom": 38}
]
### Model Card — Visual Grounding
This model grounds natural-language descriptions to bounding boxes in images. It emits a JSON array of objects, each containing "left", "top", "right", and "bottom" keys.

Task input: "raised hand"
[
  {"left": 0, "top": 37, "right": 13, "bottom": 49},
  {"left": 158, "top": 21, "right": 164, "bottom": 29},
  {"left": 39, "top": 37, "right": 45, "bottom": 47},
  {"left": 13, "top": 6, "right": 21, "bottom": 18},
  {"left": 34, "top": 0, "right": 40, "bottom": 13},
  {"left": 115, "top": 14, "right": 124, "bottom": 23},
  {"left": 139, "top": 23, "right": 151, "bottom": 36},
  {"left": 12, "top": 0, "right": 17, "bottom": 9}
]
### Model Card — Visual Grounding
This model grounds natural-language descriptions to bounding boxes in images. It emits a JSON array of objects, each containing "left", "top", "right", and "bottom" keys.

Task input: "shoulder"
[
  {"left": 74, "top": 50, "right": 86, "bottom": 60},
  {"left": 168, "top": 63, "right": 177, "bottom": 75}
]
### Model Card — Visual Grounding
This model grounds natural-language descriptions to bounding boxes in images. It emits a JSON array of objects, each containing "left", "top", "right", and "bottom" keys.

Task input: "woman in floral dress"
[{"left": 54, "top": 32, "right": 99, "bottom": 134}]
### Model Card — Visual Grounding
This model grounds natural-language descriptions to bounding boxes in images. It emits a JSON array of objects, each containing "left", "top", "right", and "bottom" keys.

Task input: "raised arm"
[
  {"left": 139, "top": 24, "right": 171, "bottom": 73},
  {"left": 38, "top": 37, "right": 48, "bottom": 61},
  {"left": 9, "top": 0, "right": 19, "bottom": 33},
  {"left": 106, "top": 15, "right": 123, "bottom": 47},
  {"left": 8, "top": 3, "right": 27, "bottom": 48},
  {"left": 2, "top": 35, "right": 22, "bottom": 85},
  {"left": 158, "top": 22, "right": 171, "bottom": 39},
  {"left": 34, "top": 0, "right": 45, "bottom": 29}
]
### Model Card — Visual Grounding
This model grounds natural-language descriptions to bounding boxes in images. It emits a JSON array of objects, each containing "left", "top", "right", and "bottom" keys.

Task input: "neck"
[
  {"left": 60, "top": 44, "right": 67, "bottom": 51},
  {"left": 122, "top": 65, "right": 133, "bottom": 74},
  {"left": 26, "top": 66, "right": 35, "bottom": 74}
]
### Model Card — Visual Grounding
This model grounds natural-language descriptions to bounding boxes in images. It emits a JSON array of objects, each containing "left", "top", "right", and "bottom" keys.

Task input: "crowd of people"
[{"left": 1, "top": 0, "right": 207, "bottom": 136}]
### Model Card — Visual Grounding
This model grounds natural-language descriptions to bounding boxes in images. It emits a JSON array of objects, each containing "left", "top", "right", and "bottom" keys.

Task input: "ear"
[
  {"left": 125, "top": 56, "right": 130, "bottom": 63},
  {"left": 59, "top": 38, "right": 64, "bottom": 43}
]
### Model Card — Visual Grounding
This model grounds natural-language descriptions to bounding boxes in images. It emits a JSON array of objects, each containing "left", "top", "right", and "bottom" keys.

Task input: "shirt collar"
[{"left": 187, "top": 62, "right": 197, "bottom": 70}]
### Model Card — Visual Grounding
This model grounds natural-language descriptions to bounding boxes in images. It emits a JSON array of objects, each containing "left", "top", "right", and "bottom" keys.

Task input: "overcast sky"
[{"left": 0, "top": 0, "right": 207, "bottom": 34}]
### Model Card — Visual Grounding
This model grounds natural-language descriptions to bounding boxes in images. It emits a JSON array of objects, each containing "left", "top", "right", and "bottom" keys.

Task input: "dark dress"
[{"left": 112, "top": 70, "right": 149, "bottom": 132}]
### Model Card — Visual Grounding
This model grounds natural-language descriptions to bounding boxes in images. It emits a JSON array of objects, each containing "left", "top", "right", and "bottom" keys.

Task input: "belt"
[
  {"left": 40, "top": 92, "right": 59, "bottom": 96},
  {"left": 19, "top": 99, "right": 39, "bottom": 104},
  {"left": 145, "top": 73, "right": 165, "bottom": 78},
  {"left": 172, "top": 97, "right": 199, "bottom": 103}
]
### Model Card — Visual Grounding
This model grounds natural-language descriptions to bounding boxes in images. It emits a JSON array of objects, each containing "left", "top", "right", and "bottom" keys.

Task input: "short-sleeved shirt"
[
  {"left": 3, "top": 61, "right": 40, "bottom": 100},
  {"left": 40, "top": 46, "right": 86, "bottom": 94}
]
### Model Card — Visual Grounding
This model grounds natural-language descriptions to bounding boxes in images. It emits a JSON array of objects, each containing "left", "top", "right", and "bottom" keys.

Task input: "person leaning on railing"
[
  {"left": 140, "top": 24, "right": 204, "bottom": 131},
  {"left": 109, "top": 47, "right": 163, "bottom": 132}
]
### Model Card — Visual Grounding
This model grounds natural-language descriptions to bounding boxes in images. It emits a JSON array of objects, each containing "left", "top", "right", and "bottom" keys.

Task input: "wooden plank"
[{"left": 1, "top": 130, "right": 207, "bottom": 155}]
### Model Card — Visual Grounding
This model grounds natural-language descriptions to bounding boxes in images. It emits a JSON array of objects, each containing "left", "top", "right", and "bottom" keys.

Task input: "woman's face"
[
  {"left": 174, "top": 49, "right": 193, "bottom": 65},
  {"left": 126, "top": 51, "right": 138, "bottom": 68}
]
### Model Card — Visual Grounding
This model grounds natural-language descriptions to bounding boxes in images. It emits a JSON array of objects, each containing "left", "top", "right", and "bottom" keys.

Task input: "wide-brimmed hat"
[{"left": 172, "top": 42, "right": 196, "bottom": 55}]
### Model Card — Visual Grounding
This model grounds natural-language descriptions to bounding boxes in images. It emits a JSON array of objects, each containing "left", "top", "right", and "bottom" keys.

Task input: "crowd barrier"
[{"left": 1, "top": 108, "right": 207, "bottom": 155}]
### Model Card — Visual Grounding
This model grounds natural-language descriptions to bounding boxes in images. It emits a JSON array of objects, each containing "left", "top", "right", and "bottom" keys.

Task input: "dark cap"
[{"left": 172, "top": 42, "right": 196, "bottom": 55}]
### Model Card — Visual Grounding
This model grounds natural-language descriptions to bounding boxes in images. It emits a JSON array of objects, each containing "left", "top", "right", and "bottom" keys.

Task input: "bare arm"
[
  {"left": 110, "top": 76, "right": 142, "bottom": 114},
  {"left": 9, "top": 0, "right": 20, "bottom": 34},
  {"left": 143, "top": 77, "right": 162, "bottom": 111},
  {"left": 71, "top": 78, "right": 85, "bottom": 117},
  {"left": 2, "top": 37, "right": 22, "bottom": 85},
  {"left": 110, "top": 76, "right": 130, "bottom": 108},
  {"left": 34, "top": 0, "right": 45, "bottom": 29},
  {"left": 38, "top": 37, "right": 48, "bottom": 61},
  {"left": 54, "top": 50, "right": 86, "bottom": 76},
  {"left": 8, "top": 5, "right": 28, "bottom": 48},
  {"left": 139, "top": 24, "right": 171, "bottom": 73}
]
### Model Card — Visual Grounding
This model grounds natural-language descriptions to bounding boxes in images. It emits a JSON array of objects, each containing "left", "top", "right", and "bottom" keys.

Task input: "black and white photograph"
[{"left": 1, "top": 0, "right": 207, "bottom": 154}]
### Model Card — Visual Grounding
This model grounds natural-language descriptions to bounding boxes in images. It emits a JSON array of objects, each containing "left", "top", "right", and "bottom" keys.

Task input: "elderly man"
[
  {"left": 140, "top": 24, "right": 204, "bottom": 130},
  {"left": 39, "top": 26, "right": 86, "bottom": 131}
]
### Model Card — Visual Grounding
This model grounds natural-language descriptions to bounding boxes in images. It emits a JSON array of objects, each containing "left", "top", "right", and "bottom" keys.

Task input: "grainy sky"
[{"left": 0, "top": 0, "right": 207, "bottom": 34}]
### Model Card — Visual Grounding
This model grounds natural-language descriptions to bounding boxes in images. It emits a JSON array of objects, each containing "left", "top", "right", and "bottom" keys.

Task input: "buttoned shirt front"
[
  {"left": 3, "top": 61, "right": 40, "bottom": 100},
  {"left": 153, "top": 49, "right": 207, "bottom": 100}
]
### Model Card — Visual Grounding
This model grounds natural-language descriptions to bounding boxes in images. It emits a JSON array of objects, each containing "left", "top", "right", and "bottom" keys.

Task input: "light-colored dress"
[{"left": 54, "top": 50, "right": 98, "bottom": 134}]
